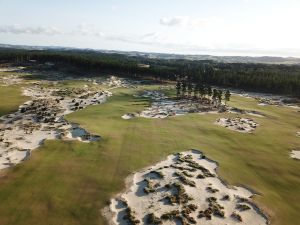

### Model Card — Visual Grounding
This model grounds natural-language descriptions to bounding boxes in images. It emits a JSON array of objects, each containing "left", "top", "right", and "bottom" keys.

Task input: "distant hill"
[{"left": 1, "top": 43, "right": 300, "bottom": 65}]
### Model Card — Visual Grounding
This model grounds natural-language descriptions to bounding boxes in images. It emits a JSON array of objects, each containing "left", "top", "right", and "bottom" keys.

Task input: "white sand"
[
  {"left": 105, "top": 150, "right": 268, "bottom": 225},
  {"left": 0, "top": 74, "right": 24, "bottom": 86},
  {"left": 0, "top": 85, "right": 111, "bottom": 170},
  {"left": 103, "top": 76, "right": 137, "bottom": 88},
  {"left": 0, "top": 67, "right": 25, "bottom": 72},
  {"left": 63, "top": 123, "right": 101, "bottom": 142},
  {"left": 123, "top": 91, "right": 221, "bottom": 119},
  {"left": 215, "top": 117, "right": 258, "bottom": 133},
  {"left": 122, "top": 114, "right": 136, "bottom": 120},
  {"left": 290, "top": 150, "right": 300, "bottom": 160}
]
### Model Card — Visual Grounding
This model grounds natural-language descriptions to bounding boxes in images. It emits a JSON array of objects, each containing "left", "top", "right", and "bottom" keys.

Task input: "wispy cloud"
[
  {"left": 0, "top": 24, "right": 63, "bottom": 35},
  {"left": 0, "top": 24, "right": 168, "bottom": 45},
  {"left": 159, "top": 16, "right": 211, "bottom": 28}
]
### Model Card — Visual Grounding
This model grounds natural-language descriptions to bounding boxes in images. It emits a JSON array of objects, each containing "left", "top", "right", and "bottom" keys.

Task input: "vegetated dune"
[
  {"left": 0, "top": 84, "right": 111, "bottom": 170},
  {"left": 104, "top": 150, "right": 268, "bottom": 225},
  {"left": 122, "top": 91, "right": 266, "bottom": 120},
  {"left": 215, "top": 117, "right": 258, "bottom": 133}
]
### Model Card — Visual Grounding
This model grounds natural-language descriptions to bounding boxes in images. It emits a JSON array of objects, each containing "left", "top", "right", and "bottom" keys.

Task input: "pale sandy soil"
[
  {"left": 102, "top": 76, "right": 138, "bottom": 88},
  {"left": 215, "top": 117, "right": 258, "bottom": 133},
  {"left": 0, "top": 74, "right": 24, "bottom": 86},
  {"left": 122, "top": 91, "right": 266, "bottom": 120},
  {"left": 0, "top": 67, "right": 25, "bottom": 72},
  {"left": 0, "top": 85, "right": 111, "bottom": 170},
  {"left": 122, "top": 114, "right": 137, "bottom": 120},
  {"left": 104, "top": 150, "right": 268, "bottom": 225},
  {"left": 290, "top": 150, "right": 300, "bottom": 160},
  {"left": 122, "top": 91, "right": 221, "bottom": 119}
]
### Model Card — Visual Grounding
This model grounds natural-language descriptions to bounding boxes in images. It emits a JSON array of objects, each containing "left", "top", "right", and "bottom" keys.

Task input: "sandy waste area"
[
  {"left": 215, "top": 117, "right": 258, "bottom": 133},
  {"left": 122, "top": 91, "right": 223, "bottom": 119},
  {"left": 290, "top": 150, "right": 300, "bottom": 160},
  {"left": 0, "top": 84, "right": 111, "bottom": 170},
  {"left": 104, "top": 150, "right": 268, "bottom": 225},
  {"left": 122, "top": 91, "right": 266, "bottom": 120}
]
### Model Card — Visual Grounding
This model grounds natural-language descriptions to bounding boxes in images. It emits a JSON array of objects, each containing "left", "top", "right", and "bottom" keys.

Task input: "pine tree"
[
  {"left": 194, "top": 83, "right": 199, "bottom": 99},
  {"left": 212, "top": 89, "right": 218, "bottom": 106},
  {"left": 181, "top": 80, "right": 187, "bottom": 98},
  {"left": 207, "top": 86, "right": 212, "bottom": 99},
  {"left": 187, "top": 81, "right": 193, "bottom": 98},
  {"left": 176, "top": 80, "right": 181, "bottom": 98},
  {"left": 199, "top": 85, "right": 205, "bottom": 99},
  {"left": 225, "top": 90, "right": 231, "bottom": 105},
  {"left": 218, "top": 90, "right": 223, "bottom": 106}
]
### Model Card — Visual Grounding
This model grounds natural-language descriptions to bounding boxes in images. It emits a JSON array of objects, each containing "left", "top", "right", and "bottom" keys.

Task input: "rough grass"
[
  {"left": 0, "top": 85, "right": 28, "bottom": 116},
  {"left": 0, "top": 85, "right": 299, "bottom": 225}
]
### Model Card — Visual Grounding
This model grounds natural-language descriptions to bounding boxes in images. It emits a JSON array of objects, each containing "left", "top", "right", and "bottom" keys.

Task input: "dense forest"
[{"left": 1, "top": 48, "right": 300, "bottom": 97}]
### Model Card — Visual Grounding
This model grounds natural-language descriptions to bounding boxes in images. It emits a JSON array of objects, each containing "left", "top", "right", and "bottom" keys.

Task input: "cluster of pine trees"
[{"left": 175, "top": 77, "right": 231, "bottom": 106}]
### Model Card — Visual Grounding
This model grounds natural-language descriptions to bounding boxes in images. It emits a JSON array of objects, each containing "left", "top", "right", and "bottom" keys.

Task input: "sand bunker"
[
  {"left": 102, "top": 76, "right": 137, "bottom": 88},
  {"left": 215, "top": 117, "right": 258, "bottom": 133},
  {"left": 0, "top": 85, "right": 111, "bottom": 170},
  {"left": 122, "top": 113, "right": 137, "bottom": 120},
  {"left": 104, "top": 150, "right": 268, "bottom": 225},
  {"left": 122, "top": 91, "right": 222, "bottom": 119},
  {"left": 290, "top": 150, "right": 300, "bottom": 160}
]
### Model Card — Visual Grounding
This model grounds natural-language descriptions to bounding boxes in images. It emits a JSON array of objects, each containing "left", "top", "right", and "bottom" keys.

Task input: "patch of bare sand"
[
  {"left": 215, "top": 117, "right": 258, "bottom": 133},
  {"left": 122, "top": 91, "right": 223, "bottom": 120},
  {"left": 104, "top": 150, "right": 268, "bottom": 225},
  {"left": 290, "top": 150, "right": 300, "bottom": 160},
  {"left": 0, "top": 85, "right": 111, "bottom": 170}
]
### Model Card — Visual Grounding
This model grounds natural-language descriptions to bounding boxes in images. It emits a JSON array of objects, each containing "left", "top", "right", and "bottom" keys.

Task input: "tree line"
[
  {"left": 1, "top": 48, "right": 300, "bottom": 97},
  {"left": 175, "top": 77, "right": 231, "bottom": 106}
]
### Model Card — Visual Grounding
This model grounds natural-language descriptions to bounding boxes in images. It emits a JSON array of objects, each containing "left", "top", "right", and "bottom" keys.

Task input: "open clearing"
[{"left": 0, "top": 71, "right": 299, "bottom": 225}]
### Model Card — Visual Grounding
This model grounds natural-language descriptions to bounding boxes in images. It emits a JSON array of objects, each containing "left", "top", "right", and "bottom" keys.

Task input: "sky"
[{"left": 0, "top": 0, "right": 300, "bottom": 57}]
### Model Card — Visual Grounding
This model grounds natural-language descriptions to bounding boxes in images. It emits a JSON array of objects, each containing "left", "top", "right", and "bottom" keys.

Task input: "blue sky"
[{"left": 0, "top": 0, "right": 299, "bottom": 57}]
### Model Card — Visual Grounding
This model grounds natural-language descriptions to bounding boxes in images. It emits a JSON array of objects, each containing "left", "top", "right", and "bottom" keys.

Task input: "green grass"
[
  {"left": 0, "top": 85, "right": 299, "bottom": 225},
  {"left": 0, "top": 85, "right": 29, "bottom": 116}
]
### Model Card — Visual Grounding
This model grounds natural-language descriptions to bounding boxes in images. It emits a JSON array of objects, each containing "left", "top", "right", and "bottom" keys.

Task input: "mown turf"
[
  {"left": 0, "top": 85, "right": 28, "bottom": 116},
  {"left": 0, "top": 85, "right": 299, "bottom": 225}
]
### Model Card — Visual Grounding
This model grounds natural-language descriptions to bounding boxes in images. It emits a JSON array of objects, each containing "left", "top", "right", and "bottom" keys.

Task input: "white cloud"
[
  {"left": 0, "top": 24, "right": 63, "bottom": 35},
  {"left": 0, "top": 24, "right": 105, "bottom": 37},
  {"left": 159, "top": 16, "right": 211, "bottom": 28},
  {"left": 160, "top": 17, "right": 187, "bottom": 26}
]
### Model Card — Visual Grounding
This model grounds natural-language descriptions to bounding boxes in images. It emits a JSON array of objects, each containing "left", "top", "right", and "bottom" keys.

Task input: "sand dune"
[
  {"left": 0, "top": 85, "right": 111, "bottom": 170},
  {"left": 215, "top": 117, "right": 258, "bottom": 133},
  {"left": 104, "top": 150, "right": 268, "bottom": 225}
]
